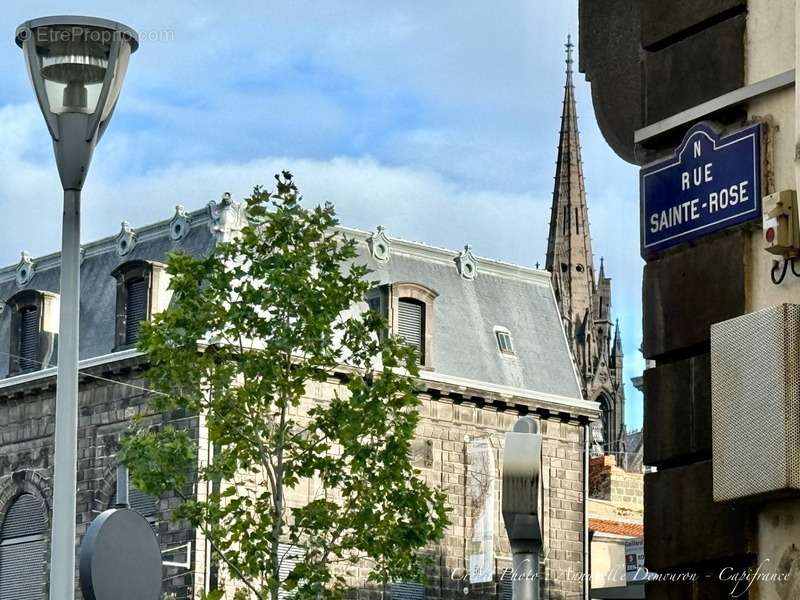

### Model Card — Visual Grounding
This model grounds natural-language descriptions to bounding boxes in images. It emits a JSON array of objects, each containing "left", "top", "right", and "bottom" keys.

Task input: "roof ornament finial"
[{"left": 565, "top": 34, "right": 574, "bottom": 74}]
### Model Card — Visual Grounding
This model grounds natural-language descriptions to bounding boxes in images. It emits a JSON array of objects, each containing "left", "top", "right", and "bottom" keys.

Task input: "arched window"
[
  {"left": 0, "top": 493, "right": 47, "bottom": 599},
  {"left": 397, "top": 298, "right": 426, "bottom": 363},
  {"left": 389, "top": 283, "right": 437, "bottom": 369}
]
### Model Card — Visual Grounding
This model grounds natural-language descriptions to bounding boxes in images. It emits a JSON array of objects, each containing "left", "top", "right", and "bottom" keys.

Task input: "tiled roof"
[{"left": 589, "top": 518, "right": 643, "bottom": 537}]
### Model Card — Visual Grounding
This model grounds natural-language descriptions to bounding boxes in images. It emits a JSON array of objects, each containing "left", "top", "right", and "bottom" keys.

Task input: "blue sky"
[{"left": 0, "top": 2, "right": 644, "bottom": 428}]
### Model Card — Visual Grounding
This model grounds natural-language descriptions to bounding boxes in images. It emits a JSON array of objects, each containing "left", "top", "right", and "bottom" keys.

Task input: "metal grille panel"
[
  {"left": 0, "top": 494, "right": 46, "bottom": 600},
  {"left": 19, "top": 307, "right": 39, "bottom": 372},
  {"left": 1, "top": 494, "right": 46, "bottom": 540},
  {"left": 278, "top": 543, "right": 305, "bottom": 600},
  {"left": 390, "top": 582, "right": 425, "bottom": 600},
  {"left": 125, "top": 277, "right": 148, "bottom": 344},
  {"left": 110, "top": 486, "right": 159, "bottom": 519},
  {"left": 711, "top": 303, "right": 800, "bottom": 501},
  {"left": 500, "top": 577, "right": 512, "bottom": 600},
  {"left": 0, "top": 538, "right": 45, "bottom": 600},
  {"left": 397, "top": 299, "right": 424, "bottom": 361}
]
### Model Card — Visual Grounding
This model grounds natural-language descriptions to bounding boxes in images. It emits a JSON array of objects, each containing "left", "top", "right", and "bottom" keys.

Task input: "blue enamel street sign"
[{"left": 641, "top": 122, "right": 762, "bottom": 255}]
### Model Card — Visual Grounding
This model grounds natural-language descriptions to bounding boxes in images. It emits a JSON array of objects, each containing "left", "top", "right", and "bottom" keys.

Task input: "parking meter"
[{"left": 502, "top": 416, "right": 543, "bottom": 600}]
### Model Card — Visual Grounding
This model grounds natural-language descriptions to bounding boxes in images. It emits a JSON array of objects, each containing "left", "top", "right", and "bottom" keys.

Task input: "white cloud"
[{"left": 0, "top": 1, "right": 644, "bottom": 426}]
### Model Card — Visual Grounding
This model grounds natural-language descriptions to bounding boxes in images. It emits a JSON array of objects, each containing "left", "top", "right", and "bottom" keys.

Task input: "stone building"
[
  {"left": 545, "top": 39, "right": 626, "bottom": 457},
  {"left": 587, "top": 457, "right": 644, "bottom": 599},
  {"left": 0, "top": 198, "right": 597, "bottom": 599},
  {"left": 580, "top": 0, "right": 800, "bottom": 597}
]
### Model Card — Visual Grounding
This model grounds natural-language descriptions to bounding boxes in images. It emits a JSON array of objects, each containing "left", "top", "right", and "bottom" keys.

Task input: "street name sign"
[{"left": 640, "top": 122, "right": 762, "bottom": 255}]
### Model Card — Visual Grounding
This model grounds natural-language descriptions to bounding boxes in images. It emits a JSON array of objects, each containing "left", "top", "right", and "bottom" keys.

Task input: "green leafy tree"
[{"left": 121, "top": 173, "right": 448, "bottom": 600}]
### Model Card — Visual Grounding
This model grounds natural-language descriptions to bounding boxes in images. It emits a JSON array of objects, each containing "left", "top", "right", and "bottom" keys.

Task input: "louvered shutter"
[
  {"left": 0, "top": 494, "right": 46, "bottom": 600},
  {"left": 397, "top": 299, "right": 424, "bottom": 363},
  {"left": 390, "top": 582, "right": 425, "bottom": 600},
  {"left": 110, "top": 486, "right": 159, "bottom": 524},
  {"left": 278, "top": 543, "right": 305, "bottom": 600},
  {"left": 19, "top": 307, "right": 40, "bottom": 372},
  {"left": 500, "top": 577, "right": 512, "bottom": 600},
  {"left": 125, "top": 277, "right": 148, "bottom": 344}
]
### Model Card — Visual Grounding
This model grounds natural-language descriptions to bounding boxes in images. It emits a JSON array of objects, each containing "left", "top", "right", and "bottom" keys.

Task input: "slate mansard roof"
[{"left": 0, "top": 198, "right": 588, "bottom": 413}]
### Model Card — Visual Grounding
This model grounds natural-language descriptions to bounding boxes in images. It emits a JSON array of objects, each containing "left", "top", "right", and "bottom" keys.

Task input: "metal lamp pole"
[
  {"left": 503, "top": 416, "right": 544, "bottom": 600},
  {"left": 15, "top": 17, "right": 138, "bottom": 599}
]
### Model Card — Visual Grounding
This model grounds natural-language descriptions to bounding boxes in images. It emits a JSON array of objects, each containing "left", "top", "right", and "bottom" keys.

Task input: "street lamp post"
[
  {"left": 503, "top": 416, "right": 544, "bottom": 600},
  {"left": 15, "top": 16, "right": 138, "bottom": 599}
]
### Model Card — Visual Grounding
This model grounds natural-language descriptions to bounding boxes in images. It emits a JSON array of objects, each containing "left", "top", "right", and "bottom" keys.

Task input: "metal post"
[
  {"left": 49, "top": 189, "right": 81, "bottom": 600},
  {"left": 115, "top": 463, "right": 129, "bottom": 508},
  {"left": 511, "top": 550, "right": 540, "bottom": 600},
  {"left": 502, "top": 416, "right": 543, "bottom": 600}
]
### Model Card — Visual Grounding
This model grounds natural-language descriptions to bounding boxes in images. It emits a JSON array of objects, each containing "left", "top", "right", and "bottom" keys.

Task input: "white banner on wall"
[{"left": 467, "top": 438, "right": 496, "bottom": 584}]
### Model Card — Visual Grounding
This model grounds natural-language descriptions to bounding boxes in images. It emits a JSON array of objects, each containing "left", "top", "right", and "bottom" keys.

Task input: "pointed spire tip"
[{"left": 565, "top": 34, "right": 574, "bottom": 74}]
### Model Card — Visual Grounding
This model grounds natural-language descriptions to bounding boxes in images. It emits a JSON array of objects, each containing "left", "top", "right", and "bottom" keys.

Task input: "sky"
[{"left": 0, "top": 2, "right": 644, "bottom": 428}]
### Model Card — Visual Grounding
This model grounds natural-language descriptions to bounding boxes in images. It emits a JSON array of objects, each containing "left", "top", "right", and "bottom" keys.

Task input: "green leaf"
[{"left": 126, "top": 173, "right": 449, "bottom": 599}]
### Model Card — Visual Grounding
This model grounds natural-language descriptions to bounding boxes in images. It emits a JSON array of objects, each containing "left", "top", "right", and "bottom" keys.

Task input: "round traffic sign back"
[{"left": 79, "top": 508, "right": 161, "bottom": 600}]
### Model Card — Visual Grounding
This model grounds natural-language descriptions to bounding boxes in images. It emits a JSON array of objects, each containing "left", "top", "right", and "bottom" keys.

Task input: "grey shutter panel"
[
  {"left": 278, "top": 543, "right": 305, "bottom": 600},
  {"left": 0, "top": 539, "right": 45, "bottom": 600},
  {"left": 500, "top": 577, "right": 512, "bottom": 600},
  {"left": 19, "top": 307, "right": 40, "bottom": 372},
  {"left": 1, "top": 494, "right": 46, "bottom": 539},
  {"left": 110, "top": 486, "right": 159, "bottom": 520},
  {"left": 397, "top": 299, "right": 424, "bottom": 362},
  {"left": 390, "top": 582, "right": 425, "bottom": 600},
  {"left": 0, "top": 494, "right": 47, "bottom": 600},
  {"left": 125, "top": 277, "right": 148, "bottom": 344}
]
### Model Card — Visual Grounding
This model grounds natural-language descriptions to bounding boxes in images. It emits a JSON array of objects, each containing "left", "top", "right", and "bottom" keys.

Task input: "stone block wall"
[
  {"left": 0, "top": 356, "right": 199, "bottom": 599},
  {"left": 0, "top": 365, "right": 588, "bottom": 600},
  {"left": 589, "top": 456, "right": 643, "bottom": 510},
  {"left": 218, "top": 380, "right": 588, "bottom": 600}
]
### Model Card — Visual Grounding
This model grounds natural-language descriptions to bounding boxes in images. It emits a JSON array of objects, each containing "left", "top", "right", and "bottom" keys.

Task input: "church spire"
[
  {"left": 613, "top": 319, "right": 623, "bottom": 357},
  {"left": 545, "top": 35, "right": 595, "bottom": 326}
]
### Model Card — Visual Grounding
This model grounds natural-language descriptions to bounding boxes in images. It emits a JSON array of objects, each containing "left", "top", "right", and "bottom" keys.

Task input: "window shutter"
[
  {"left": 390, "top": 582, "right": 425, "bottom": 600},
  {"left": 500, "top": 577, "right": 512, "bottom": 600},
  {"left": 125, "top": 277, "right": 148, "bottom": 344},
  {"left": 0, "top": 494, "right": 46, "bottom": 600},
  {"left": 19, "top": 307, "right": 40, "bottom": 371},
  {"left": 110, "top": 486, "right": 159, "bottom": 522},
  {"left": 278, "top": 543, "right": 306, "bottom": 600},
  {"left": 397, "top": 299, "right": 424, "bottom": 362}
]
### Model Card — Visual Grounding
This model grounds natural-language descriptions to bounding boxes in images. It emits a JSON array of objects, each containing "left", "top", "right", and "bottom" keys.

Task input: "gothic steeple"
[
  {"left": 546, "top": 35, "right": 595, "bottom": 330},
  {"left": 542, "top": 37, "right": 625, "bottom": 461}
]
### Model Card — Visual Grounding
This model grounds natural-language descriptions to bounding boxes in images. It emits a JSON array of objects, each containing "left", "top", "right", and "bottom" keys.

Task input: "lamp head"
[{"left": 16, "top": 16, "right": 138, "bottom": 190}]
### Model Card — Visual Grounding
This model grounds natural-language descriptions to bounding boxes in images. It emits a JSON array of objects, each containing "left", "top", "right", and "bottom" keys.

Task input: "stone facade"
[
  {"left": 0, "top": 354, "right": 199, "bottom": 598},
  {"left": 579, "top": 1, "right": 800, "bottom": 597},
  {"left": 0, "top": 204, "right": 596, "bottom": 599},
  {"left": 587, "top": 456, "right": 643, "bottom": 595},
  {"left": 0, "top": 354, "right": 590, "bottom": 600}
]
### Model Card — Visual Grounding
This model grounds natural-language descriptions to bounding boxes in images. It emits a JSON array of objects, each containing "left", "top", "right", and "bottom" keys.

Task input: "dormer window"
[
  {"left": 397, "top": 298, "right": 425, "bottom": 361},
  {"left": 365, "top": 282, "right": 437, "bottom": 368},
  {"left": 6, "top": 290, "right": 59, "bottom": 375},
  {"left": 495, "top": 327, "right": 514, "bottom": 355},
  {"left": 124, "top": 276, "right": 148, "bottom": 344},
  {"left": 111, "top": 260, "right": 169, "bottom": 351},
  {"left": 389, "top": 283, "right": 437, "bottom": 368}
]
